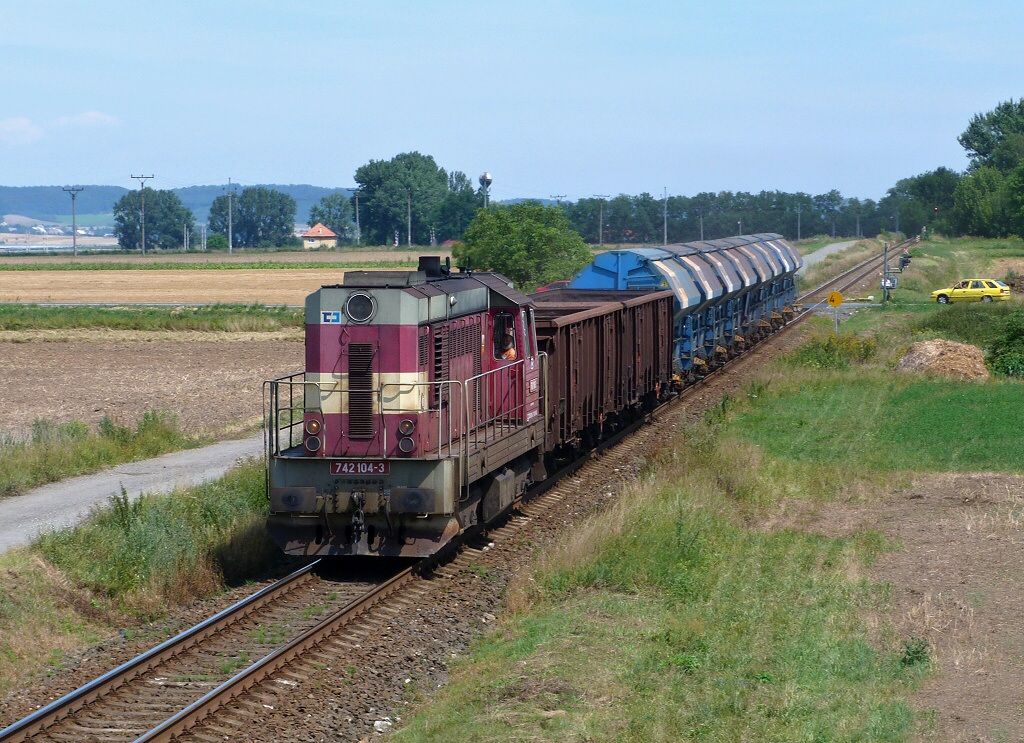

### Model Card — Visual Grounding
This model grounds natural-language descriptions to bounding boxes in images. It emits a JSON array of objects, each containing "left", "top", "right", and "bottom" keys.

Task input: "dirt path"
[{"left": 774, "top": 473, "right": 1024, "bottom": 741}]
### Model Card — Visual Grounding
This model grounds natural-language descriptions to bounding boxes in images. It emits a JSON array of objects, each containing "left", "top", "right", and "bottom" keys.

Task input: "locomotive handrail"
[
  {"left": 463, "top": 359, "right": 527, "bottom": 451},
  {"left": 263, "top": 373, "right": 326, "bottom": 457},
  {"left": 376, "top": 379, "right": 465, "bottom": 462}
]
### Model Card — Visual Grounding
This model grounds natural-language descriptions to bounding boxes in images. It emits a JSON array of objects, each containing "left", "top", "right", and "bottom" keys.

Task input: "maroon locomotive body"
[{"left": 265, "top": 259, "right": 675, "bottom": 557}]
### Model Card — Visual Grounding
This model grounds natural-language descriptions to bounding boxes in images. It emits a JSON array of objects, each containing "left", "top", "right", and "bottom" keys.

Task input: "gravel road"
[{"left": 798, "top": 240, "right": 857, "bottom": 272}]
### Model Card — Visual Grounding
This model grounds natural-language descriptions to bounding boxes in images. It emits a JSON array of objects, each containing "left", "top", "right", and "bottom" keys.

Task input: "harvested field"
[
  {"left": 0, "top": 268, "right": 343, "bottom": 305},
  {"left": 0, "top": 333, "right": 303, "bottom": 439},
  {"left": 0, "top": 248, "right": 449, "bottom": 267}
]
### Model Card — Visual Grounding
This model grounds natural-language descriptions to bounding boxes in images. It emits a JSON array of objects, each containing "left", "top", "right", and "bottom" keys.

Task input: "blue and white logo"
[{"left": 321, "top": 311, "right": 342, "bottom": 324}]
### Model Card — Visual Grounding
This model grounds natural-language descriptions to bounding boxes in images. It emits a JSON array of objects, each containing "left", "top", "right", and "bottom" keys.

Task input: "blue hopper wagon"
[{"left": 569, "top": 234, "right": 803, "bottom": 378}]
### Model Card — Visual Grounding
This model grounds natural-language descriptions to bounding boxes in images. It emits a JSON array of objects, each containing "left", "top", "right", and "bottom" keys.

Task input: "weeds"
[
  {"left": 900, "top": 638, "right": 930, "bottom": 669},
  {"left": 787, "top": 333, "right": 877, "bottom": 369},
  {"left": 0, "top": 412, "right": 198, "bottom": 497},
  {"left": 35, "top": 461, "right": 275, "bottom": 612}
]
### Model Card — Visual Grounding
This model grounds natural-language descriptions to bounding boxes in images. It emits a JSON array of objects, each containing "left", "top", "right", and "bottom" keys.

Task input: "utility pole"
[
  {"left": 856, "top": 212, "right": 861, "bottom": 238},
  {"left": 737, "top": 219, "right": 742, "bottom": 235},
  {"left": 882, "top": 240, "right": 890, "bottom": 304},
  {"left": 406, "top": 189, "right": 412, "bottom": 246},
  {"left": 353, "top": 190, "right": 361, "bottom": 245},
  {"left": 894, "top": 211, "right": 900, "bottom": 234},
  {"left": 699, "top": 213, "right": 704, "bottom": 241},
  {"left": 130, "top": 174, "right": 153, "bottom": 254},
  {"left": 479, "top": 172, "right": 492, "bottom": 208},
  {"left": 201, "top": 223, "right": 207, "bottom": 251},
  {"left": 62, "top": 185, "right": 85, "bottom": 257},
  {"left": 593, "top": 194, "right": 609, "bottom": 245},
  {"left": 662, "top": 187, "right": 668, "bottom": 245},
  {"left": 796, "top": 203, "right": 802, "bottom": 241},
  {"left": 226, "top": 178, "right": 235, "bottom": 254},
  {"left": 549, "top": 194, "right": 566, "bottom": 207}
]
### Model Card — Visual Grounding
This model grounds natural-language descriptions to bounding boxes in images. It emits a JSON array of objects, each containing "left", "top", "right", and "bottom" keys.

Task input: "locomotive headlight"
[
  {"left": 305, "top": 418, "right": 322, "bottom": 435},
  {"left": 305, "top": 435, "right": 322, "bottom": 452},
  {"left": 398, "top": 418, "right": 416, "bottom": 436},
  {"left": 345, "top": 292, "right": 376, "bottom": 323},
  {"left": 398, "top": 436, "right": 416, "bottom": 454}
]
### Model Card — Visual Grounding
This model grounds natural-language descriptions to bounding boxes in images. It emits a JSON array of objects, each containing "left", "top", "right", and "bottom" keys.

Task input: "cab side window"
[
  {"left": 971, "top": 280, "right": 984, "bottom": 289},
  {"left": 985, "top": 281, "right": 998, "bottom": 289},
  {"left": 954, "top": 281, "right": 968, "bottom": 289},
  {"left": 493, "top": 313, "right": 517, "bottom": 361}
]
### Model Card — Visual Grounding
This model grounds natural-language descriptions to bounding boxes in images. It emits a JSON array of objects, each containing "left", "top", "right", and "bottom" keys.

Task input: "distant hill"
[
  {"left": 0, "top": 185, "right": 128, "bottom": 223},
  {"left": 175, "top": 184, "right": 353, "bottom": 223},
  {"left": 0, "top": 184, "right": 354, "bottom": 226}
]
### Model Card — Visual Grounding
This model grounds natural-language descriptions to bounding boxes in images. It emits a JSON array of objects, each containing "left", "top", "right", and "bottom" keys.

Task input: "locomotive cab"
[{"left": 265, "top": 259, "right": 546, "bottom": 557}]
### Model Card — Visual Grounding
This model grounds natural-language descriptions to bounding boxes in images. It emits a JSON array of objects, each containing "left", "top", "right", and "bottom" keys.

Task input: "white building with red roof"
[{"left": 301, "top": 222, "right": 337, "bottom": 250}]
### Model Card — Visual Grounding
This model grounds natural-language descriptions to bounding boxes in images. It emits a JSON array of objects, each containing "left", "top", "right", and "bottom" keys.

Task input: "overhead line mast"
[
  {"left": 130, "top": 174, "right": 154, "bottom": 254},
  {"left": 61, "top": 185, "right": 85, "bottom": 257}
]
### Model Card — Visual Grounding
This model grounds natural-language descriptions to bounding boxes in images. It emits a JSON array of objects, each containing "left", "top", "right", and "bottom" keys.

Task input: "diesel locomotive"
[{"left": 264, "top": 234, "right": 802, "bottom": 557}]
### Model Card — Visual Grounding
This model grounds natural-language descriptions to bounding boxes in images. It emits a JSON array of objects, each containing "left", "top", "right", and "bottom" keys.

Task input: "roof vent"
[{"left": 417, "top": 256, "right": 446, "bottom": 279}]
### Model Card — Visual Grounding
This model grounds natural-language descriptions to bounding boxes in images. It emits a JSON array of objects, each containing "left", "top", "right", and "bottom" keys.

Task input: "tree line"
[{"left": 112, "top": 98, "right": 1024, "bottom": 251}]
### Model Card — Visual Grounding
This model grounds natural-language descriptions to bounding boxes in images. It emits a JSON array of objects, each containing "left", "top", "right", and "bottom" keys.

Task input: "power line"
[
  {"left": 61, "top": 185, "right": 85, "bottom": 257},
  {"left": 130, "top": 174, "right": 154, "bottom": 254}
]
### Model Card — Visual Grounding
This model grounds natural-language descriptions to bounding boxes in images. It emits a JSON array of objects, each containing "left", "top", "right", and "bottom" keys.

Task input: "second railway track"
[{"left": 0, "top": 240, "right": 906, "bottom": 743}]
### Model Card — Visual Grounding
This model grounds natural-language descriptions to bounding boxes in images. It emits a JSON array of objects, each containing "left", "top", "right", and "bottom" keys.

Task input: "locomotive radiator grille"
[{"left": 348, "top": 343, "right": 375, "bottom": 439}]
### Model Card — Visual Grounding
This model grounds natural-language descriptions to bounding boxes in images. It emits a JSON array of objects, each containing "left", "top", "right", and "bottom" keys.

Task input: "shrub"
[
  {"left": 987, "top": 311, "right": 1024, "bottom": 376},
  {"left": 787, "top": 333, "right": 877, "bottom": 370}
]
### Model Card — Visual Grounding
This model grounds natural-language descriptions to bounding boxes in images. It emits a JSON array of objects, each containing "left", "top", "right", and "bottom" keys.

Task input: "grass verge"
[
  {"left": 0, "top": 303, "right": 303, "bottom": 331},
  {"left": 395, "top": 424, "right": 920, "bottom": 742},
  {"left": 0, "top": 461, "right": 274, "bottom": 698},
  {"left": 0, "top": 412, "right": 200, "bottom": 497}
]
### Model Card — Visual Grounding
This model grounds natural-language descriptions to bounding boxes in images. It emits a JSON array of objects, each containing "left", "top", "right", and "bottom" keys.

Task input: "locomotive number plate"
[{"left": 330, "top": 460, "right": 390, "bottom": 476}]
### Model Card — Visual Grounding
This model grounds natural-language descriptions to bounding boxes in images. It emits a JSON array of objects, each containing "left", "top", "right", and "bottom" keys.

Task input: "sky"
[{"left": 0, "top": 0, "right": 1021, "bottom": 201}]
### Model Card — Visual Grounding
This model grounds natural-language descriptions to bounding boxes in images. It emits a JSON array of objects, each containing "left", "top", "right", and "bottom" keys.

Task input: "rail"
[{"left": 0, "top": 560, "right": 322, "bottom": 743}]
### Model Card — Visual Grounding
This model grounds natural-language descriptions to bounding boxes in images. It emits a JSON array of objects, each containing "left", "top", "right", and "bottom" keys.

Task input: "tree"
[
  {"left": 952, "top": 167, "right": 1008, "bottom": 237},
  {"left": 113, "top": 188, "right": 195, "bottom": 251},
  {"left": 353, "top": 152, "right": 449, "bottom": 245},
  {"left": 209, "top": 186, "right": 296, "bottom": 247},
  {"left": 454, "top": 202, "right": 592, "bottom": 290},
  {"left": 435, "top": 171, "right": 482, "bottom": 242},
  {"left": 958, "top": 99, "right": 1024, "bottom": 171},
  {"left": 1004, "top": 163, "right": 1024, "bottom": 237},
  {"left": 309, "top": 192, "right": 353, "bottom": 240}
]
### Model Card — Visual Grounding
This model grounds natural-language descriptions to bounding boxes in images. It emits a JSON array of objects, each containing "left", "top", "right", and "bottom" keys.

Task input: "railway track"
[{"left": 0, "top": 240, "right": 905, "bottom": 743}]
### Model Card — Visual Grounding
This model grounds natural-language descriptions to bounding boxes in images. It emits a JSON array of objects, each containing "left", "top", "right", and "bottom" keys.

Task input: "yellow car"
[{"left": 932, "top": 279, "right": 1011, "bottom": 304}]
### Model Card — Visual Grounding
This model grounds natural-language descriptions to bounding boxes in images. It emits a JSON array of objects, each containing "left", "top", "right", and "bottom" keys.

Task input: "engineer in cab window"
[{"left": 501, "top": 328, "right": 517, "bottom": 360}]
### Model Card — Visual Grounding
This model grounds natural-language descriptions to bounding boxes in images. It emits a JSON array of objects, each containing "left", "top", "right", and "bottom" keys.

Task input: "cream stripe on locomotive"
[{"left": 304, "top": 371, "right": 430, "bottom": 414}]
